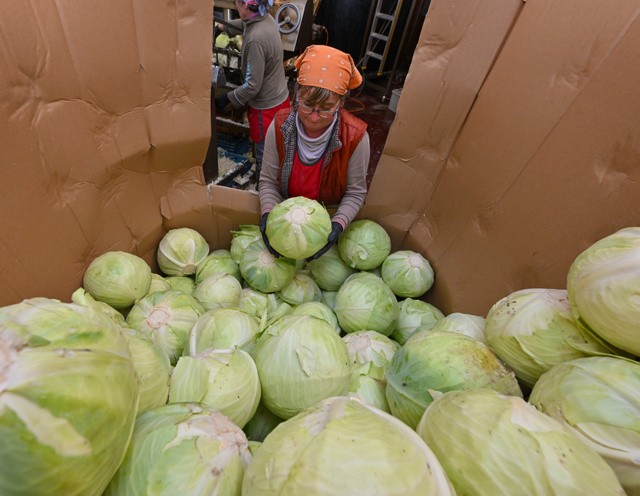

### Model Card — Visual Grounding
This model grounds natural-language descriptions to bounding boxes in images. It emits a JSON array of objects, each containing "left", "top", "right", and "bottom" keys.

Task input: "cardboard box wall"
[{"left": 2, "top": 0, "right": 640, "bottom": 317}]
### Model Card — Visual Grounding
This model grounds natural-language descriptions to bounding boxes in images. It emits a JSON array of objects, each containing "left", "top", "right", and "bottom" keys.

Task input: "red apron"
[{"left": 288, "top": 151, "right": 323, "bottom": 200}]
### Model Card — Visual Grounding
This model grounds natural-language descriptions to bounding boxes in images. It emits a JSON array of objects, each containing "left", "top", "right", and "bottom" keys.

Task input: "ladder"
[{"left": 361, "top": 0, "right": 404, "bottom": 76}]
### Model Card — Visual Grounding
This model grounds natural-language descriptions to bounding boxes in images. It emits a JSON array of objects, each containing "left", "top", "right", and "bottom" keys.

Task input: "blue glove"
[
  {"left": 260, "top": 212, "right": 281, "bottom": 258},
  {"left": 307, "top": 222, "right": 343, "bottom": 262}
]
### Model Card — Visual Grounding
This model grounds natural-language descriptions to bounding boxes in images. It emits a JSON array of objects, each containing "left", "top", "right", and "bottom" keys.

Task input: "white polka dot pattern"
[{"left": 294, "top": 45, "right": 363, "bottom": 95}]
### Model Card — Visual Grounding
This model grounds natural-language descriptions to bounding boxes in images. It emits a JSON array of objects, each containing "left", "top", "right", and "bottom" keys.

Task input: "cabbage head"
[
  {"left": 334, "top": 272, "right": 398, "bottom": 336},
  {"left": 276, "top": 271, "right": 322, "bottom": 305},
  {"left": 126, "top": 290, "right": 204, "bottom": 365},
  {"left": 530, "top": 356, "right": 640, "bottom": 495},
  {"left": 230, "top": 224, "right": 262, "bottom": 263},
  {"left": 416, "top": 389, "right": 625, "bottom": 496},
  {"left": 242, "top": 396, "right": 455, "bottom": 496},
  {"left": 187, "top": 308, "right": 259, "bottom": 356},
  {"left": 348, "top": 362, "right": 391, "bottom": 412},
  {"left": 322, "top": 290, "right": 337, "bottom": 309},
  {"left": 0, "top": 298, "right": 139, "bottom": 496},
  {"left": 566, "top": 227, "right": 640, "bottom": 356},
  {"left": 104, "top": 403, "right": 251, "bottom": 496},
  {"left": 122, "top": 328, "right": 171, "bottom": 415},
  {"left": 428, "top": 312, "right": 488, "bottom": 345},
  {"left": 242, "top": 401, "right": 284, "bottom": 443},
  {"left": 390, "top": 298, "right": 444, "bottom": 345},
  {"left": 165, "top": 275, "right": 196, "bottom": 294},
  {"left": 147, "top": 273, "right": 172, "bottom": 295},
  {"left": 71, "top": 287, "right": 127, "bottom": 327},
  {"left": 192, "top": 272, "right": 242, "bottom": 311},
  {"left": 342, "top": 330, "right": 399, "bottom": 369},
  {"left": 195, "top": 249, "right": 241, "bottom": 284},
  {"left": 265, "top": 196, "right": 332, "bottom": 259},
  {"left": 485, "top": 288, "right": 617, "bottom": 388},
  {"left": 157, "top": 227, "right": 210, "bottom": 276},
  {"left": 239, "top": 238, "right": 296, "bottom": 293},
  {"left": 253, "top": 315, "right": 351, "bottom": 419},
  {"left": 305, "top": 245, "right": 356, "bottom": 291},
  {"left": 83, "top": 251, "right": 152, "bottom": 310},
  {"left": 381, "top": 250, "right": 434, "bottom": 298},
  {"left": 169, "top": 349, "right": 260, "bottom": 428},
  {"left": 291, "top": 301, "right": 340, "bottom": 333},
  {"left": 338, "top": 219, "right": 391, "bottom": 270},
  {"left": 385, "top": 331, "right": 522, "bottom": 429}
]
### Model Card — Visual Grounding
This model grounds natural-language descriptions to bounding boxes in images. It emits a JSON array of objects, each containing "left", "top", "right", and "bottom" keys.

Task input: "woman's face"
[
  {"left": 297, "top": 91, "right": 341, "bottom": 138},
  {"left": 235, "top": 0, "right": 252, "bottom": 19}
]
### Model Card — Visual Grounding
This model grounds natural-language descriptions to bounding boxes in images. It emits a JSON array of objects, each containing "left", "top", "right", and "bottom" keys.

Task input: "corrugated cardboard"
[
  {"left": 2, "top": 0, "right": 640, "bottom": 319},
  {"left": 0, "top": 0, "right": 214, "bottom": 304},
  {"left": 366, "top": 0, "right": 640, "bottom": 315}
]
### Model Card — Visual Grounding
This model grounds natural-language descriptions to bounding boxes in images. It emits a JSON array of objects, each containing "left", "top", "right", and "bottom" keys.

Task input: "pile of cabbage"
[{"left": 1, "top": 197, "right": 639, "bottom": 495}]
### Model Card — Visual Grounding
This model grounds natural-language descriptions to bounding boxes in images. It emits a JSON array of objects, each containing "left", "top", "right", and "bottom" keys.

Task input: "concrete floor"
[{"left": 344, "top": 84, "right": 399, "bottom": 188}]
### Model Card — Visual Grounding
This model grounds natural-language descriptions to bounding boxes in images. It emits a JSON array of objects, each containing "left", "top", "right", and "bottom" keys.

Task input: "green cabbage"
[
  {"left": 126, "top": 290, "right": 204, "bottom": 365},
  {"left": 381, "top": 250, "right": 434, "bottom": 298},
  {"left": 342, "top": 330, "right": 400, "bottom": 368},
  {"left": 122, "top": 328, "right": 171, "bottom": 415},
  {"left": 305, "top": 245, "right": 356, "bottom": 291},
  {"left": 239, "top": 238, "right": 296, "bottom": 293},
  {"left": 276, "top": 271, "right": 322, "bottom": 305},
  {"left": 165, "top": 275, "right": 196, "bottom": 294},
  {"left": 334, "top": 272, "right": 398, "bottom": 336},
  {"left": 146, "top": 273, "right": 172, "bottom": 295},
  {"left": 291, "top": 301, "right": 340, "bottom": 333},
  {"left": 0, "top": 298, "right": 138, "bottom": 495},
  {"left": 567, "top": 227, "right": 640, "bottom": 356},
  {"left": 416, "top": 389, "right": 625, "bottom": 496},
  {"left": 157, "top": 227, "right": 210, "bottom": 276},
  {"left": 104, "top": 403, "right": 251, "bottom": 496},
  {"left": 83, "top": 251, "right": 152, "bottom": 310},
  {"left": 186, "top": 308, "right": 260, "bottom": 356},
  {"left": 530, "top": 356, "right": 640, "bottom": 494},
  {"left": 242, "top": 401, "right": 284, "bottom": 443},
  {"left": 348, "top": 362, "right": 391, "bottom": 413},
  {"left": 252, "top": 314, "right": 351, "bottom": 419},
  {"left": 242, "top": 396, "right": 455, "bottom": 496},
  {"left": 230, "top": 225, "right": 262, "bottom": 263},
  {"left": 265, "top": 196, "right": 332, "bottom": 259},
  {"left": 485, "top": 288, "right": 616, "bottom": 388},
  {"left": 169, "top": 349, "right": 260, "bottom": 428},
  {"left": 192, "top": 272, "right": 242, "bottom": 311},
  {"left": 428, "top": 312, "right": 488, "bottom": 345},
  {"left": 338, "top": 219, "right": 391, "bottom": 270},
  {"left": 195, "top": 249, "right": 242, "bottom": 284},
  {"left": 385, "top": 331, "right": 522, "bottom": 429},
  {"left": 390, "top": 298, "right": 444, "bottom": 345}
]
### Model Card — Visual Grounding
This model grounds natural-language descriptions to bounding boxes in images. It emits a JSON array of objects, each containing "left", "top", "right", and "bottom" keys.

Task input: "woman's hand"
[
  {"left": 260, "top": 212, "right": 281, "bottom": 258},
  {"left": 306, "top": 222, "right": 343, "bottom": 261}
]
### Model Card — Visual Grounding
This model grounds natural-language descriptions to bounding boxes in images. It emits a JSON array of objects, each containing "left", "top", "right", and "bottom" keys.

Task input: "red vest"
[{"left": 274, "top": 108, "right": 368, "bottom": 206}]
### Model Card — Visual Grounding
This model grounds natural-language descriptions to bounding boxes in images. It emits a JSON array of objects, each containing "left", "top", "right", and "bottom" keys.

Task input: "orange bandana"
[{"left": 295, "top": 45, "right": 363, "bottom": 95}]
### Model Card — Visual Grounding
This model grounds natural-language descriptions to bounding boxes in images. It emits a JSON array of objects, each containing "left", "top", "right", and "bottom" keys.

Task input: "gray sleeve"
[
  {"left": 219, "top": 20, "right": 243, "bottom": 36},
  {"left": 228, "top": 41, "right": 265, "bottom": 108},
  {"left": 258, "top": 121, "right": 284, "bottom": 214},
  {"left": 331, "top": 132, "right": 370, "bottom": 229}
]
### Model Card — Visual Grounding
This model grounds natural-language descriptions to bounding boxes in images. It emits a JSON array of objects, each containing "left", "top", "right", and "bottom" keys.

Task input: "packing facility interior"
[{"left": 204, "top": 0, "right": 430, "bottom": 190}]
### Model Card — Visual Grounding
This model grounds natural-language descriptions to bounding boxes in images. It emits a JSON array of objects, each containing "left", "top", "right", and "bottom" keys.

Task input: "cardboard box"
[{"left": 2, "top": 0, "right": 640, "bottom": 318}]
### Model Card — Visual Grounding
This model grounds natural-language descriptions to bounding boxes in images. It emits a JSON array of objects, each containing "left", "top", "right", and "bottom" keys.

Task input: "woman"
[
  {"left": 259, "top": 45, "right": 370, "bottom": 261},
  {"left": 215, "top": 0, "right": 290, "bottom": 182}
]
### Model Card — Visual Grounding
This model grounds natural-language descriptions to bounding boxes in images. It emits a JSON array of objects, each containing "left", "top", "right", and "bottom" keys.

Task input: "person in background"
[
  {"left": 215, "top": 0, "right": 290, "bottom": 185},
  {"left": 259, "top": 45, "right": 370, "bottom": 261}
]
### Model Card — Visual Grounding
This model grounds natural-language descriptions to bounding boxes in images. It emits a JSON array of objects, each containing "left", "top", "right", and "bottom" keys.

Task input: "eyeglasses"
[{"left": 296, "top": 92, "right": 342, "bottom": 119}]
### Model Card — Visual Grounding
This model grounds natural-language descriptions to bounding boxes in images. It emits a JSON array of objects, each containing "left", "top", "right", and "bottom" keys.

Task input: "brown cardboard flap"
[
  {"left": 0, "top": 0, "right": 213, "bottom": 306},
  {"left": 376, "top": 0, "right": 640, "bottom": 316}
]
